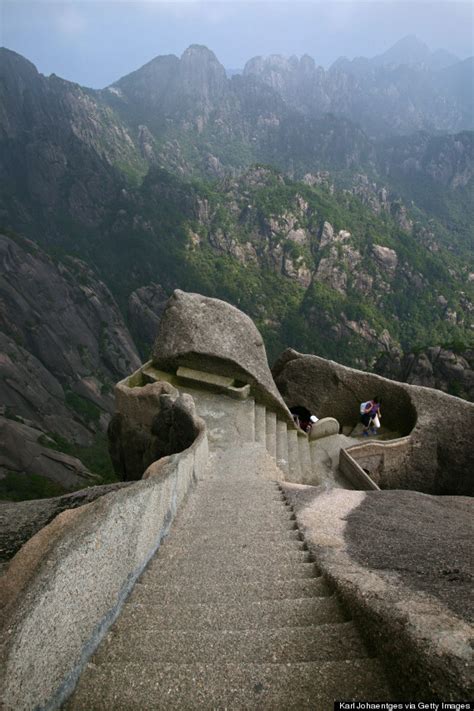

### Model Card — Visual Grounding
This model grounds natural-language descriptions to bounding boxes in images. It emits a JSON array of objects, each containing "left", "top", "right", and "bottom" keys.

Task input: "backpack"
[{"left": 360, "top": 401, "right": 371, "bottom": 414}]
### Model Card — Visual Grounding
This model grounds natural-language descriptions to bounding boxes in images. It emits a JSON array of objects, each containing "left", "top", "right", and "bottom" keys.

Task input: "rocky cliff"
[{"left": 0, "top": 232, "right": 140, "bottom": 494}]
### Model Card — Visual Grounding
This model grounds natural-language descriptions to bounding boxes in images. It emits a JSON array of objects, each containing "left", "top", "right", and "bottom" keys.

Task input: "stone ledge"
[
  {"left": 0, "top": 410, "right": 208, "bottom": 711},
  {"left": 282, "top": 484, "right": 473, "bottom": 701}
]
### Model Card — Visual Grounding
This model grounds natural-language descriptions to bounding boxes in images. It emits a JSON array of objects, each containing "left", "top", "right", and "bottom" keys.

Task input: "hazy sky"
[{"left": 2, "top": 1, "right": 473, "bottom": 88}]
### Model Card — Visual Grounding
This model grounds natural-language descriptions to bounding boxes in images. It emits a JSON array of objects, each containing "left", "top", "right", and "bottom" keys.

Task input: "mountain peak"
[
  {"left": 181, "top": 45, "right": 221, "bottom": 63},
  {"left": 375, "top": 35, "right": 431, "bottom": 66}
]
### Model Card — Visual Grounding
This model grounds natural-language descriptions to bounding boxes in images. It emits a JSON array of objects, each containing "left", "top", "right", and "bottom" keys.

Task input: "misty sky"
[{"left": 2, "top": 1, "right": 473, "bottom": 88}]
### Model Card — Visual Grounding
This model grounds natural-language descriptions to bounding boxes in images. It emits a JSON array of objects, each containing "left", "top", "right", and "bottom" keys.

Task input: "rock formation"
[
  {"left": 0, "top": 232, "right": 141, "bottom": 493},
  {"left": 108, "top": 380, "right": 200, "bottom": 481},
  {"left": 273, "top": 348, "right": 474, "bottom": 495},
  {"left": 128, "top": 283, "right": 169, "bottom": 354},
  {"left": 375, "top": 346, "right": 474, "bottom": 402},
  {"left": 152, "top": 290, "right": 292, "bottom": 419}
]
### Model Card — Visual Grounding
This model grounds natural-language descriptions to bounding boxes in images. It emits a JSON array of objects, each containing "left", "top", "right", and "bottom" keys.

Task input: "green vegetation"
[
  {"left": 65, "top": 391, "right": 102, "bottom": 426},
  {"left": 0, "top": 471, "right": 67, "bottom": 501},
  {"left": 39, "top": 432, "right": 117, "bottom": 483}
]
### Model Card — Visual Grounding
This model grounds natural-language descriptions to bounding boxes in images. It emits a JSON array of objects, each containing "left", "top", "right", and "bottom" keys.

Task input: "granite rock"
[
  {"left": 152, "top": 290, "right": 292, "bottom": 419},
  {"left": 273, "top": 348, "right": 474, "bottom": 495}
]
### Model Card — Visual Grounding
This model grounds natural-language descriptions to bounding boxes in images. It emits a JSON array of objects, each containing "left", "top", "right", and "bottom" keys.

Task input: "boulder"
[
  {"left": 152, "top": 290, "right": 292, "bottom": 420},
  {"left": 273, "top": 348, "right": 474, "bottom": 495},
  {"left": 309, "top": 417, "right": 340, "bottom": 440},
  {"left": 109, "top": 380, "right": 201, "bottom": 481}
]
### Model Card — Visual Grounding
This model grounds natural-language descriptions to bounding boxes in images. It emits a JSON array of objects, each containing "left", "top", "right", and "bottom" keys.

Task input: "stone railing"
[
  {"left": 339, "top": 436, "right": 412, "bottom": 490},
  {"left": 0, "top": 409, "right": 208, "bottom": 711}
]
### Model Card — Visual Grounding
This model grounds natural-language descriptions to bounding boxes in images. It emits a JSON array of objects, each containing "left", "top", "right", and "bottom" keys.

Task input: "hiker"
[
  {"left": 359, "top": 397, "right": 382, "bottom": 436},
  {"left": 290, "top": 406, "right": 318, "bottom": 433}
]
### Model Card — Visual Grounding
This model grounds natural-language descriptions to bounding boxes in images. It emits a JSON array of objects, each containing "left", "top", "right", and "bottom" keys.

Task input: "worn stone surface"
[
  {"left": 66, "top": 438, "right": 391, "bottom": 710},
  {"left": 152, "top": 290, "right": 291, "bottom": 419},
  {"left": 282, "top": 484, "right": 474, "bottom": 701},
  {"left": 346, "top": 490, "right": 473, "bottom": 622},
  {"left": 109, "top": 387, "right": 200, "bottom": 481},
  {"left": 0, "top": 406, "right": 207, "bottom": 711},
  {"left": 273, "top": 348, "right": 474, "bottom": 495},
  {"left": 0, "top": 481, "right": 131, "bottom": 563}
]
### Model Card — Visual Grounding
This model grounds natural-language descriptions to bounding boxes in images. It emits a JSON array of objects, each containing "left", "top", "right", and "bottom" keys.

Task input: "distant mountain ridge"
[
  {"left": 332, "top": 35, "right": 460, "bottom": 74},
  {"left": 0, "top": 39, "right": 473, "bottom": 496}
]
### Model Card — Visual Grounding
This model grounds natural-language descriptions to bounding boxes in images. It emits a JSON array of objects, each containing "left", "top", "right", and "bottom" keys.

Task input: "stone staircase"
[{"left": 66, "top": 386, "right": 392, "bottom": 709}]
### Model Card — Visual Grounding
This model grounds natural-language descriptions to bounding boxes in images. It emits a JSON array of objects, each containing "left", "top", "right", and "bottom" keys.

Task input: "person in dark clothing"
[{"left": 290, "top": 406, "right": 318, "bottom": 433}]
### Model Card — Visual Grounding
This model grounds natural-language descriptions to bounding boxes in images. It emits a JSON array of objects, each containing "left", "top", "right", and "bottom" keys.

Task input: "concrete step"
[
  {"left": 67, "top": 658, "right": 393, "bottom": 710},
  {"left": 180, "top": 499, "right": 292, "bottom": 513},
  {"left": 287, "top": 428, "right": 301, "bottom": 480},
  {"left": 95, "top": 621, "right": 369, "bottom": 665},
  {"left": 175, "top": 521, "right": 300, "bottom": 538},
  {"left": 133, "top": 576, "right": 330, "bottom": 604},
  {"left": 298, "top": 433, "right": 313, "bottom": 483},
  {"left": 154, "top": 529, "right": 306, "bottom": 556},
  {"left": 114, "top": 596, "right": 347, "bottom": 632},
  {"left": 254, "top": 403, "right": 266, "bottom": 447},
  {"left": 265, "top": 410, "right": 277, "bottom": 459},
  {"left": 159, "top": 528, "right": 304, "bottom": 549},
  {"left": 309, "top": 439, "right": 324, "bottom": 485},
  {"left": 276, "top": 419, "right": 289, "bottom": 474},
  {"left": 144, "top": 559, "right": 319, "bottom": 582},
  {"left": 153, "top": 546, "right": 312, "bottom": 567}
]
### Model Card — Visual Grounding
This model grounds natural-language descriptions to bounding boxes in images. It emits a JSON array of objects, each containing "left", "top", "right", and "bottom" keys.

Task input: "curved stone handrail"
[{"left": 0, "top": 412, "right": 208, "bottom": 711}]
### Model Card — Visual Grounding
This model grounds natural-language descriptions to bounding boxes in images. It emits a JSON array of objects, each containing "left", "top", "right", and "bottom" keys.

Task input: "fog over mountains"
[{"left": 0, "top": 36, "right": 473, "bottom": 493}]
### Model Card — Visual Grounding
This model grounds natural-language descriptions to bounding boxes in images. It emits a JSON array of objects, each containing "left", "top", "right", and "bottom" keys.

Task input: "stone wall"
[
  {"left": 341, "top": 437, "right": 412, "bottom": 489},
  {"left": 0, "top": 396, "right": 208, "bottom": 711}
]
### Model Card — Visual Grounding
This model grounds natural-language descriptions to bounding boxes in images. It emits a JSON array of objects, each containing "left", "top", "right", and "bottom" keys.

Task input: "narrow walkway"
[{"left": 67, "top": 434, "right": 392, "bottom": 709}]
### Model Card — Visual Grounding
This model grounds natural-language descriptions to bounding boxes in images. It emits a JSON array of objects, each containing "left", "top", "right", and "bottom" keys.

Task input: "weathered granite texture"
[
  {"left": 273, "top": 349, "right": 474, "bottom": 495},
  {"left": 152, "top": 290, "right": 292, "bottom": 421},
  {"left": 282, "top": 484, "right": 473, "bottom": 701},
  {"left": 0, "top": 482, "right": 132, "bottom": 565},
  {"left": 0, "top": 233, "right": 141, "bottom": 444},
  {"left": 108, "top": 379, "right": 200, "bottom": 481},
  {"left": 0, "top": 405, "right": 208, "bottom": 711}
]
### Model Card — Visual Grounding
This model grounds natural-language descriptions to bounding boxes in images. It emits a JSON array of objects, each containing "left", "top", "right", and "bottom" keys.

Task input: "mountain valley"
[{"left": 0, "top": 38, "right": 472, "bottom": 495}]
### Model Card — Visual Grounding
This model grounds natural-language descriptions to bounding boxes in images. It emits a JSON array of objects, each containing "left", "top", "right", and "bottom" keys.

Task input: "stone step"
[
  {"left": 67, "top": 658, "right": 392, "bottom": 711},
  {"left": 276, "top": 419, "right": 289, "bottom": 474},
  {"left": 254, "top": 403, "right": 266, "bottom": 447},
  {"left": 94, "top": 621, "right": 368, "bottom": 665},
  {"left": 175, "top": 521, "right": 300, "bottom": 537},
  {"left": 153, "top": 535, "right": 306, "bottom": 554},
  {"left": 287, "top": 427, "right": 301, "bottom": 480},
  {"left": 171, "top": 508, "right": 297, "bottom": 524},
  {"left": 179, "top": 499, "right": 292, "bottom": 514},
  {"left": 298, "top": 433, "right": 313, "bottom": 483},
  {"left": 114, "top": 596, "right": 347, "bottom": 632},
  {"left": 144, "top": 558, "right": 319, "bottom": 582},
  {"left": 160, "top": 528, "right": 304, "bottom": 548},
  {"left": 152, "top": 546, "right": 312, "bottom": 567},
  {"left": 133, "top": 576, "right": 330, "bottom": 604},
  {"left": 309, "top": 439, "right": 325, "bottom": 485},
  {"left": 194, "top": 485, "right": 283, "bottom": 499},
  {"left": 265, "top": 410, "right": 277, "bottom": 459}
]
